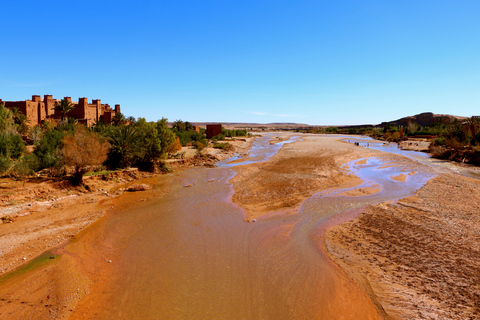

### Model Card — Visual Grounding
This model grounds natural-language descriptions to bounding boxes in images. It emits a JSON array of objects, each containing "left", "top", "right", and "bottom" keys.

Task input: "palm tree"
[
  {"left": 126, "top": 116, "right": 136, "bottom": 125},
  {"left": 107, "top": 126, "right": 144, "bottom": 168},
  {"left": 112, "top": 112, "right": 126, "bottom": 126},
  {"left": 9, "top": 107, "right": 30, "bottom": 134},
  {"left": 172, "top": 119, "right": 186, "bottom": 132},
  {"left": 465, "top": 117, "right": 480, "bottom": 142},
  {"left": 53, "top": 99, "right": 75, "bottom": 122}
]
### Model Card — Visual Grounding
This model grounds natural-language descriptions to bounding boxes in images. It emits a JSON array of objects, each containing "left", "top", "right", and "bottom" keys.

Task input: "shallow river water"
[{"left": 70, "top": 135, "right": 436, "bottom": 319}]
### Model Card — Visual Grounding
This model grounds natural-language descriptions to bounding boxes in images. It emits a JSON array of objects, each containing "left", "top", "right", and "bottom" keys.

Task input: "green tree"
[
  {"left": 33, "top": 129, "right": 65, "bottom": 170},
  {"left": 106, "top": 126, "right": 143, "bottom": 168},
  {"left": 126, "top": 116, "right": 136, "bottom": 125},
  {"left": 0, "top": 133, "right": 25, "bottom": 159},
  {"left": 9, "top": 107, "right": 30, "bottom": 134},
  {"left": 0, "top": 157, "right": 12, "bottom": 174},
  {"left": 184, "top": 121, "right": 194, "bottom": 131},
  {"left": 134, "top": 118, "right": 163, "bottom": 170},
  {"left": 465, "top": 117, "right": 480, "bottom": 144},
  {"left": 156, "top": 118, "right": 177, "bottom": 155},
  {"left": 12, "top": 159, "right": 34, "bottom": 186},
  {"left": 53, "top": 99, "right": 75, "bottom": 122},
  {"left": 172, "top": 119, "right": 186, "bottom": 132},
  {"left": 0, "top": 104, "right": 16, "bottom": 134}
]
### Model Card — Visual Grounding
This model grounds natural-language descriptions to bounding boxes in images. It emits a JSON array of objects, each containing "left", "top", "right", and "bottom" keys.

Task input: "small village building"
[{"left": 206, "top": 124, "right": 222, "bottom": 138}]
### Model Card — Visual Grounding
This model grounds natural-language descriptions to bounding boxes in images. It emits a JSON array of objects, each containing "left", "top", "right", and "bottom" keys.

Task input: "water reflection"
[
  {"left": 217, "top": 134, "right": 300, "bottom": 168},
  {"left": 343, "top": 137, "right": 431, "bottom": 160},
  {"left": 343, "top": 136, "right": 480, "bottom": 180}
]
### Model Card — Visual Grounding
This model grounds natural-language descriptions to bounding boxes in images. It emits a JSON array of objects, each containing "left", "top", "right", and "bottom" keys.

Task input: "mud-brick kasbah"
[{"left": 0, "top": 95, "right": 120, "bottom": 127}]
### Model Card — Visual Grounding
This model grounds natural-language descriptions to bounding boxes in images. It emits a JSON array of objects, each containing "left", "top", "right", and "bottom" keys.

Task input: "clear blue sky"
[{"left": 1, "top": 1, "right": 479, "bottom": 125}]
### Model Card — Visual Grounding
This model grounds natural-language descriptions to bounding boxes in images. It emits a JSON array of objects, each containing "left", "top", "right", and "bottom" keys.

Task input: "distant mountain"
[
  {"left": 173, "top": 113, "right": 468, "bottom": 130},
  {"left": 188, "top": 122, "right": 310, "bottom": 129},
  {"left": 379, "top": 112, "right": 467, "bottom": 127}
]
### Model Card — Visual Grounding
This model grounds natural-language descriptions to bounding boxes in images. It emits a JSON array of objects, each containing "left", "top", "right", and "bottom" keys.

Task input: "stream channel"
[{"left": 69, "top": 134, "right": 438, "bottom": 319}]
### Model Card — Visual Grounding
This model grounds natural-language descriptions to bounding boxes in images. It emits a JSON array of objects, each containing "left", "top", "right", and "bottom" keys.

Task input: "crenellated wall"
[{"left": 1, "top": 95, "right": 120, "bottom": 127}]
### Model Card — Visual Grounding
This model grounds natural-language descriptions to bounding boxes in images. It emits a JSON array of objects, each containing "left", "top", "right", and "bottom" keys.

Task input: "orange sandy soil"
[
  {"left": 0, "top": 168, "right": 175, "bottom": 319},
  {"left": 231, "top": 134, "right": 383, "bottom": 221},
  {"left": 203, "top": 136, "right": 257, "bottom": 160},
  {"left": 0, "top": 137, "right": 256, "bottom": 319},
  {"left": 390, "top": 174, "right": 407, "bottom": 182},
  {"left": 325, "top": 174, "right": 480, "bottom": 319}
]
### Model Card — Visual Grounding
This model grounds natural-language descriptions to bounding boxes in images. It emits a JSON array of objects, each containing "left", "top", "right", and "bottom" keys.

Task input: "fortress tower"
[{"left": 1, "top": 95, "right": 120, "bottom": 127}]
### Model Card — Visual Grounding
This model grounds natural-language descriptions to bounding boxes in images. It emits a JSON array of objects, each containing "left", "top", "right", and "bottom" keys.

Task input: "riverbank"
[{"left": 325, "top": 173, "right": 480, "bottom": 319}]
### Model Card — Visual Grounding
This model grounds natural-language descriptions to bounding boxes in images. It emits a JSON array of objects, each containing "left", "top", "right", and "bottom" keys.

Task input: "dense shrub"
[
  {"left": 156, "top": 118, "right": 178, "bottom": 156},
  {"left": 434, "top": 136, "right": 445, "bottom": 146},
  {"left": 62, "top": 126, "right": 110, "bottom": 185},
  {"left": 213, "top": 142, "right": 234, "bottom": 151},
  {"left": 34, "top": 129, "right": 65, "bottom": 170},
  {"left": 192, "top": 140, "right": 207, "bottom": 150},
  {"left": 212, "top": 133, "right": 225, "bottom": 141},
  {"left": 176, "top": 131, "right": 207, "bottom": 146},
  {"left": 20, "top": 153, "right": 42, "bottom": 173},
  {"left": 325, "top": 127, "right": 338, "bottom": 133},
  {"left": 12, "top": 158, "right": 35, "bottom": 183},
  {"left": 222, "top": 129, "right": 247, "bottom": 137},
  {"left": 0, "top": 156, "right": 12, "bottom": 174},
  {"left": 0, "top": 133, "right": 25, "bottom": 159},
  {"left": 130, "top": 118, "right": 179, "bottom": 171}
]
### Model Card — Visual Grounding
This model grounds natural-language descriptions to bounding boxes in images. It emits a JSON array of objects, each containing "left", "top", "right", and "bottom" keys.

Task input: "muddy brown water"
[{"left": 68, "top": 135, "right": 434, "bottom": 319}]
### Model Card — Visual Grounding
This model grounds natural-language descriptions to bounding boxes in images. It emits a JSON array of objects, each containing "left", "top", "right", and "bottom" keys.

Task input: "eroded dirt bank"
[
  {"left": 325, "top": 173, "right": 480, "bottom": 319},
  {"left": 0, "top": 173, "right": 174, "bottom": 319}
]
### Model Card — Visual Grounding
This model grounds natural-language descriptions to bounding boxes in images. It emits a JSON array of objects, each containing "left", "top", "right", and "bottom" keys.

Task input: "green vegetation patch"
[
  {"left": 213, "top": 142, "right": 234, "bottom": 151},
  {"left": 84, "top": 170, "right": 117, "bottom": 177},
  {"left": 0, "top": 253, "right": 59, "bottom": 283}
]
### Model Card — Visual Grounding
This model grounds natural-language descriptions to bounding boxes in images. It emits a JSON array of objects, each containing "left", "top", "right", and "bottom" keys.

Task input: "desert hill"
[
  {"left": 177, "top": 112, "right": 468, "bottom": 130},
  {"left": 379, "top": 112, "right": 467, "bottom": 127}
]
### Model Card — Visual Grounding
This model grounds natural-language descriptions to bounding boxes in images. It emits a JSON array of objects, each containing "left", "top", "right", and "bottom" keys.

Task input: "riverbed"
[
  {"left": 2, "top": 133, "right": 472, "bottom": 319},
  {"left": 64, "top": 133, "right": 442, "bottom": 319}
]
